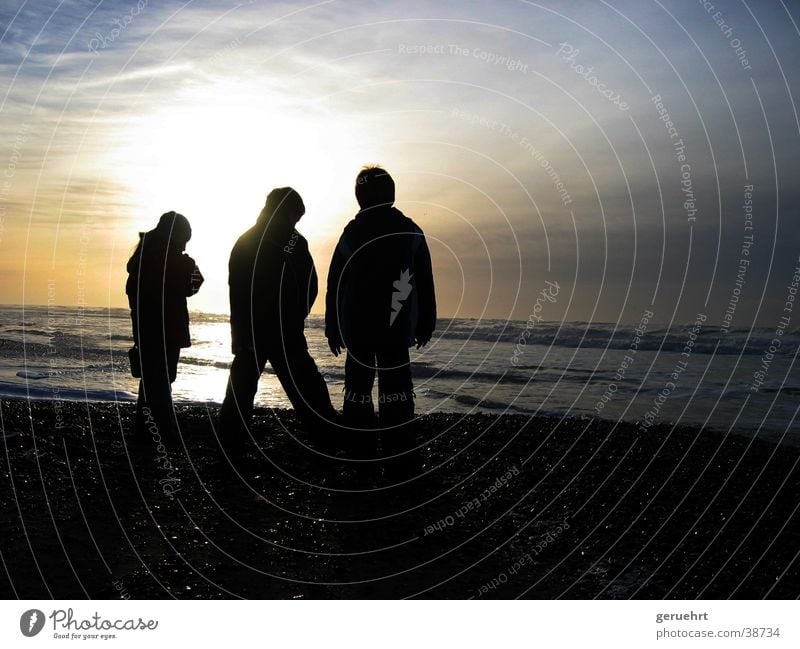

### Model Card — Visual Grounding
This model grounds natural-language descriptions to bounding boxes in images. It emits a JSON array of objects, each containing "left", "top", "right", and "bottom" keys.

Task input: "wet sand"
[{"left": 0, "top": 398, "right": 797, "bottom": 599}]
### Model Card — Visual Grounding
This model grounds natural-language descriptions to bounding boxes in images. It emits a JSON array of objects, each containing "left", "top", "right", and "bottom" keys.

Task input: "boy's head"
[
  {"left": 263, "top": 187, "right": 305, "bottom": 225},
  {"left": 355, "top": 166, "right": 395, "bottom": 209}
]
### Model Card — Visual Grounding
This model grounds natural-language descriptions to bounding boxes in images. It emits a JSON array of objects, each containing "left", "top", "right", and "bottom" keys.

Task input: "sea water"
[{"left": 0, "top": 304, "right": 797, "bottom": 444}]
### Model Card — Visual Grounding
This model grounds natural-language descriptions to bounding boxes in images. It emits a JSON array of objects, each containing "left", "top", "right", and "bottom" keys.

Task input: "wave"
[
  {"left": 419, "top": 389, "right": 572, "bottom": 419},
  {"left": 431, "top": 319, "right": 799, "bottom": 356},
  {"left": 0, "top": 336, "right": 129, "bottom": 359},
  {"left": 0, "top": 380, "right": 137, "bottom": 402},
  {"left": 16, "top": 370, "right": 52, "bottom": 380},
  {"left": 420, "top": 388, "right": 534, "bottom": 414},
  {"left": 1, "top": 327, "right": 64, "bottom": 337},
  {"left": 760, "top": 386, "right": 800, "bottom": 395},
  {"left": 5, "top": 306, "right": 799, "bottom": 359},
  {"left": 412, "top": 363, "right": 593, "bottom": 386},
  {"left": 14, "top": 361, "right": 128, "bottom": 380},
  {"left": 189, "top": 311, "right": 232, "bottom": 324},
  {"left": 180, "top": 356, "right": 232, "bottom": 371}
]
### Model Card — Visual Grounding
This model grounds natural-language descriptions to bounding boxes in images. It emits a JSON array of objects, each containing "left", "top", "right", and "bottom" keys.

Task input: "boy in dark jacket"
[
  {"left": 126, "top": 211, "right": 203, "bottom": 437},
  {"left": 220, "top": 188, "right": 336, "bottom": 445},
  {"left": 326, "top": 167, "right": 436, "bottom": 436}
]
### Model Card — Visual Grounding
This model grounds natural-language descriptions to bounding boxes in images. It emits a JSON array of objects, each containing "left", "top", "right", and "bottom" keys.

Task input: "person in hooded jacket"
[
  {"left": 326, "top": 166, "right": 436, "bottom": 440},
  {"left": 126, "top": 211, "right": 203, "bottom": 437},
  {"left": 219, "top": 187, "right": 336, "bottom": 446}
]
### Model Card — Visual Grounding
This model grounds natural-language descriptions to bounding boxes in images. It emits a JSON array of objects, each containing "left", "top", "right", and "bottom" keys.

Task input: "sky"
[{"left": 0, "top": 0, "right": 798, "bottom": 326}]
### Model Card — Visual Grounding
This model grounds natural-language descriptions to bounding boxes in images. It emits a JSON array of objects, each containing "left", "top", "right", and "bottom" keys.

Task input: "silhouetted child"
[
  {"left": 326, "top": 166, "right": 436, "bottom": 449},
  {"left": 220, "top": 188, "right": 336, "bottom": 447},
  {"left": 126, "top": 211, "right": 203, "bottom": 437}
]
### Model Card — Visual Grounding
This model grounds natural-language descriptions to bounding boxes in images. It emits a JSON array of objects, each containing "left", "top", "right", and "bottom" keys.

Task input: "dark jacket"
[
  {"left": 126, "top": 231, "right": 203, "bottom": 349},
  {"left": 229, "top": 215, "right": 317, "bottom": 353},
  {"left": 325, "top": 206, "right": 436, "bottom": 349}
]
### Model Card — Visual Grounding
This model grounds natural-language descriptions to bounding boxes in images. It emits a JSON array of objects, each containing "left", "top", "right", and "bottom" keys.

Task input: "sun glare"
[{"left": 105, "top": 79, "right": 374, "bottom": 312}]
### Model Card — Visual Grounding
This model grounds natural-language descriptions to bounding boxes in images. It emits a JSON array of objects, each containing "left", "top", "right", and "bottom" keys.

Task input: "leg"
[
  {"left": 343, "top": 346, "right": 377, "bottom": 429},
  {"left": 376, "top": 346, "right": 414, "bottom": 454},
  {"left": 376, "top": 346, "right": 414, "bottom": 426},
  {"left": 163, "top": 346, "right": 180, "bottom": 433},
  {"left": 136, "top": 342, "right": 178, "bottom": 438},
  {"left": 267, "top": 333, "right": 337, "bottom": 429},
  {"left": 135, "top": 379, "right": 147, "bottom": 435},
  {"left": 376, "top": 346, "right": 419, "bottom": 480},
  {"left": 219, "top": 348, "right": 267, "bottom": 443},
  {"left": 166, "top": 346, "right": 179, "bottom": 383}
]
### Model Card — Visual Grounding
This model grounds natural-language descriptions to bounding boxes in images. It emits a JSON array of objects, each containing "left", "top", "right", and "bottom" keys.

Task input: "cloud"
[{"left": 0, "top": 0, "right": 798, "bottom": 322}]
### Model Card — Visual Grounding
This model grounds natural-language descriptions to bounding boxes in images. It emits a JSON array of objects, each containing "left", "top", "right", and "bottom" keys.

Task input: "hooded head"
[
  {"left": 127, "top": 211, "right": 191, "bottom": 271},
  {"left": 156, "top": 211, "right": 192, "bottom": 249},
  {"left": 355, "top": 165, "right": 395, "bottom": 210},
  {"left": 258, "top": 187, "right": 305, "bottom": 227}
]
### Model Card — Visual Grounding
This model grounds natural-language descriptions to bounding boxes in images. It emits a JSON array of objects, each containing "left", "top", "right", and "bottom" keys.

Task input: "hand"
[
  {"left": 415, "top": 335, "right": 431, "bottom": 350},
  {"left": 328, "top": 338, "right": 343, "bottom": 357},
  {"left": 189, "top": 264, "right": 204, "bottom": 295},
  {"left": 191, "top": 267, "right": 204, "bottom": 287}
]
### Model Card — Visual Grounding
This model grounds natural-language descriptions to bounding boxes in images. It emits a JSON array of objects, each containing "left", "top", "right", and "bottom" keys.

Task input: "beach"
[{"left": 1, "top": 398, "right": 797, "bottom": 599}]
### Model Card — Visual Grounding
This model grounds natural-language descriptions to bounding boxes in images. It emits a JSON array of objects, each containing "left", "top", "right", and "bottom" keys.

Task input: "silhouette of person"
[
  {"left": 325, "top": 166, "right": 436, "bottom": 441},
  {"left": 126, "top": 211, "right": 203, "bottom": 437},
  {"left": 220, "top": 187, "right": 336, "bottom": 446}
]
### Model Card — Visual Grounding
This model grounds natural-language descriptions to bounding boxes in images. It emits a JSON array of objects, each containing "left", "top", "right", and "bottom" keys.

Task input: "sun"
[{"left": 105, "top": 79, "right": 374, "bottom": 312}]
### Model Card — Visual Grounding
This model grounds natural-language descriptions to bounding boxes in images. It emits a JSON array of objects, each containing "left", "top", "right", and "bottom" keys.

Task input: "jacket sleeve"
[
  {"left": 165, "top": 252, "right": 198, "bottom": 297},
  {"left": 228, "top": 245, "right": 246, "bottom": 353},
  {"left": 187, "top": 256, "right": 204, "bottom": 296},
  {"left": 296, "top": 234, "right": 317, "bottom": 318},
  {"left": 414, "top": 234, "right": 437, "bottom": 340},
  {"left": 307, "top": 262, "right": 318, "bottom": 317},
  {"left": 325, "top": 235, "right": 346, "bottom": 343}
]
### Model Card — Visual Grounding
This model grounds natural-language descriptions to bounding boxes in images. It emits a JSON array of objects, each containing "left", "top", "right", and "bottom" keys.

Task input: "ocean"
[{"left": 1, "top": 304, "right": 797, "bottom": 444}]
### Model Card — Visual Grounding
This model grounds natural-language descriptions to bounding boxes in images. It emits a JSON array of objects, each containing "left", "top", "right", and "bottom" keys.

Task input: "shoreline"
[
  {"left": 0, "top": 392, "right": 783, "bottom": 447},
  {"left": 1, "top": 398, "right": 798, "bottom": 599}
]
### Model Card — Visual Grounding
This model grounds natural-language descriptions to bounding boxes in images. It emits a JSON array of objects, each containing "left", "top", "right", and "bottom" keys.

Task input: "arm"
[
  {"left": 165, "top": 251, "right": 200, "bottom": 297},
  {"left": 325, "top": 236, "right": 347, "bottom": 356},
  {"left": 414, "top": 235, "right": 437, "bottom": 348},
  {"left": 296, "top": 234, "right": 317, "bottom": 317},
  {"left": 125, "top": 264, "right": 140, "bottom": 347},
  {"left": 228, "top": 246, "right": 246, "bottom": 354},
  {"left": 188, "top": 258, "right": 204, "bottom": 296},
  {"left": 307, "top": 262, "right": 318, "bottom": 317}
]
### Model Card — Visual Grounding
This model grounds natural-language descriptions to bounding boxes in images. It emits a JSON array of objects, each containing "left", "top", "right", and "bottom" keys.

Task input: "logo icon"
[
  {"left": 20, "top": 609, "right": 45, "bottom": 637},
  {"left": 390, "top": 268, "right": 413, "bottom": 326}
]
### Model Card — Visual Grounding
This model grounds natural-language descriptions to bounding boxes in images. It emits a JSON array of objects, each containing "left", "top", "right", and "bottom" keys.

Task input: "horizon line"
[{"left": 0, "top": 302, "right": 758, "bottom": 328}]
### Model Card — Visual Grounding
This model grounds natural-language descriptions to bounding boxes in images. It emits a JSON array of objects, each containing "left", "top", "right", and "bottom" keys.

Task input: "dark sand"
[{"left": 0, "top": 398, "right": 798, "bottom": 599}]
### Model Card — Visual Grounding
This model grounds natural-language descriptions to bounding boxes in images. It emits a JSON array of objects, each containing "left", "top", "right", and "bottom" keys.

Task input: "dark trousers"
[
  {"left": 135, "top": 344, "right": 180, "bottom": 438},
  {"left": 219, "top": 333, "right": 336, "bottom": 442},
  {"left": 343, "top": 345, "right": 414, "bottom": 434}
]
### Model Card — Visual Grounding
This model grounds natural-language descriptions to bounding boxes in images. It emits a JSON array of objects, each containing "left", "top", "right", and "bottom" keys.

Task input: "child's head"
[
  {"left": 355, "top": 166, "right": 395, "bottom": 209},
  {"left": 156, "top": 211, "right": 191, "bottom": 249},
  {"left": 264, "top": 187, "right": 305, "bottom": 224}
]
